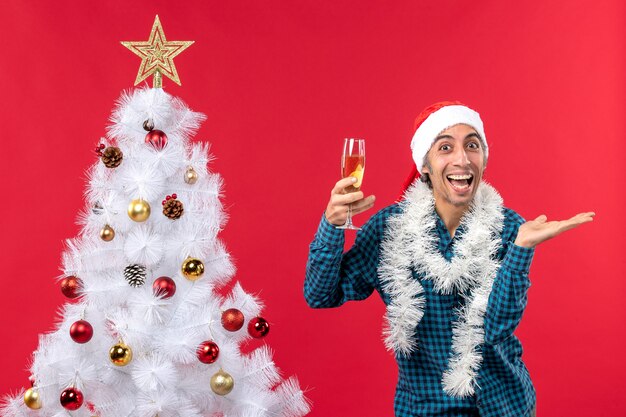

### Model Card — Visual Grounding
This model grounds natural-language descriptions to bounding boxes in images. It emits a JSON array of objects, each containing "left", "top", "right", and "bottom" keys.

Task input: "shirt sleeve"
[
  {"left": 304, "top": 212, "right": 382, "bottom": 308},
  {"left": 483, "top": 212, "right": 534, "bottom": 345}
]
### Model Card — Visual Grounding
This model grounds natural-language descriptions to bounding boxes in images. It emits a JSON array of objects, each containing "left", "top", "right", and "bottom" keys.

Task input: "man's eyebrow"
[
  {"left": 433, "top": 132, "right": 482, "bottom": 142},
  {"left": 434, "top": 134, "right": 453, "bottom": 142}
]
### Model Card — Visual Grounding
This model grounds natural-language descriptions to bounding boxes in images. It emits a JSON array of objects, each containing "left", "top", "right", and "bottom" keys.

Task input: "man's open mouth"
[{"left": 446, "top": 174, "right": 474, "bottom": 191}]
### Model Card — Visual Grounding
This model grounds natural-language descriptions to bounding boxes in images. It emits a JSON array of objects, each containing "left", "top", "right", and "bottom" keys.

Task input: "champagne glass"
[{"left": 337, "top": 138, "right": 365, "bottom": 230}]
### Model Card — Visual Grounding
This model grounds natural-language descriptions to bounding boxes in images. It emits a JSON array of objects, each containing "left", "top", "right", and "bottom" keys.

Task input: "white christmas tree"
[{"left": 1, "top": 17, "right": 309, "bottom": 417}]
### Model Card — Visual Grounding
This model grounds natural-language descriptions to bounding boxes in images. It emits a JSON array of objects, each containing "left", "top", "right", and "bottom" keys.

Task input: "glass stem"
[{"left": 346, "top": 204, "right": 353, "bottom": 227}]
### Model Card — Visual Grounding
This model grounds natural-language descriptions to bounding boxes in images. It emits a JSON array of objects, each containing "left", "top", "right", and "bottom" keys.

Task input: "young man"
[{"left": 304, "top": 101, "right": 594, "bottom": 417}]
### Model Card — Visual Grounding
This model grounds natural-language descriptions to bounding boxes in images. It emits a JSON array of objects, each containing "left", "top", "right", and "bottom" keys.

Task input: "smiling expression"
[{"left": 421, "top": 123, "right": 486, "bottom": 209}]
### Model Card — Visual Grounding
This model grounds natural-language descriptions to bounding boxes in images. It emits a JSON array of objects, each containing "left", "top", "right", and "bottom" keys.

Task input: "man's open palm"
[{"left": 515, "top": 212, "right": 595, "bottom": 248}]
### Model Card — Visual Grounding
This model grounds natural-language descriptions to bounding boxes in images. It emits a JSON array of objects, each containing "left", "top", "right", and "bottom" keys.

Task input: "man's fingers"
[
  {"left": 559, "top": 212, "right": 595, "bottom": 232},
  {"left": 331, "top": 177, "right": 357, "bottom": 194},
  {"left": 350, "top": 195, "right": 376, "bottom": 215},
  {"left": 570, "top": 212, "right": 595, "bottom": 224},
  {"left": 325, "top": 194, "right": 375, "bottom": 225},
  {"left": 332, "top": 191, "right": 365, "bottom": 205},
  {"left": 577, "top": 211, "right": 596, "bottom": 220},
  {"left": 325, "top": 175, "right": 371, "bottom": 225},
  {"left": 518, "top": 211, "right": 595, "bottom": 247}
]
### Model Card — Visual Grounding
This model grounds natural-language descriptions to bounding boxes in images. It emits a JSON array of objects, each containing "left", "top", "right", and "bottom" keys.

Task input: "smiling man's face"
[{"left": 421, "top": 123, "right": 486, "bottom": 209}]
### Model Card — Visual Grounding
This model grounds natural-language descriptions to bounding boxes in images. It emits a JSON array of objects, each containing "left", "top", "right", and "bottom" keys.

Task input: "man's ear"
[{"left": 421, "top": 153, "right": 432, "bottom": 175}]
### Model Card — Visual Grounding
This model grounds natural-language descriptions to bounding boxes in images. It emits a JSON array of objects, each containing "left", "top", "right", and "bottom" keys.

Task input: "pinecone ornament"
[
  {"left": 162, "top": 194, "right": 183, "bottom": 220},
  {"left": 124, "top": 264, "right": 146, "bottom": 287},
  {"left": 101, "top": 146, "right": 123, "bottom": 168}
]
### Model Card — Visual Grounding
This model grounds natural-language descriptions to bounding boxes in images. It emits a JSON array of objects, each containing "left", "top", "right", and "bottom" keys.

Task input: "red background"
[{"left": 0, "top": 1, "right": 623, "bottom": 416}]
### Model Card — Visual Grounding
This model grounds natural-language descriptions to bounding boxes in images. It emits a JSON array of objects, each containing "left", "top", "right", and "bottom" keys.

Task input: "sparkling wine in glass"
[{"left": 337, "top": 138, "right": 365, "bottom": 230}]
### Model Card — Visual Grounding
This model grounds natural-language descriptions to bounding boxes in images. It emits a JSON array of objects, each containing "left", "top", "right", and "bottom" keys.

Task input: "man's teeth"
[{"left": 446, "top": 174, "right": 473, "bottom": 191}]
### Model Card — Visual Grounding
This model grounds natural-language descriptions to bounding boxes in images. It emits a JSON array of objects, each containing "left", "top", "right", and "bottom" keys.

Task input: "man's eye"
[
  {"left": 468, "top": 142, "right": 479, "bottom": 149},
  {"left": 440, "top": 144, "right": 451, "bottom": 151}
]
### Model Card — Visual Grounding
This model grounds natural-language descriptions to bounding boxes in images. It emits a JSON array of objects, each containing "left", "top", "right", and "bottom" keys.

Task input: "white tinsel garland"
[{"left": 379, "top": 180, "right": 504, "bottom": 397}]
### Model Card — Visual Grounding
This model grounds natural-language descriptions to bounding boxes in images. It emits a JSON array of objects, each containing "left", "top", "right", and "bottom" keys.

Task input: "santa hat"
[{"left": 401, "top": 101, "right": 488, "bottom": 195}]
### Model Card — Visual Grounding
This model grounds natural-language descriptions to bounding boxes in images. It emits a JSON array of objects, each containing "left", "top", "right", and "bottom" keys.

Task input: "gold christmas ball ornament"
[
  {"left": 100, "top": 224, "right": 115, "bottom": 241},
  {"left": 181, "top": 257, "right": 204, "bottom": 281},
  {"left": 210, "top": 369, "right": 234, "bottom": 396},
  {"left": 184, "top": 166, "right": 198, "bottom": 184},
  {"left": 127, "top": 199, "right": 151, "bottom": 222},
  {"left": 24, "top": 388, "right": 42, "bottom": 410},
  {"left": 109, "top": 342, "right": 133, "bottom": 366}
]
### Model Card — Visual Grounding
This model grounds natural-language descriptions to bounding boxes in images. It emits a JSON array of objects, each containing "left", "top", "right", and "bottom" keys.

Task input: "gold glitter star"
[{"left": 121, "top": 15, "right": 194, "bottom": 87}]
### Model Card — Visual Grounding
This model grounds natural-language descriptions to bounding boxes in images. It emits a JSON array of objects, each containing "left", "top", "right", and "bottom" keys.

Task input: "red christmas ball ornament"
[
  {"left": 60, "top": 387, "right": 84, "bottom": 410},
  {"left": 221, "top": 308, "right": 244, "bottom": 332},
  {"left": 248, "top": 317, "right": 270, "bottom": 338},
  {"left": 70, "top": 320, "right": 93, "bottom": 344},
  {"left": 94, "top": 143, "right": 105, "bottom": 156},
  {"left": 61, "top": 276, "right": 82, "bottom": 299},
  {"left": 145, "top": 129, "right": 168, "bottom": 150},
  {"left": 152, "top": 276, "right": 176, "bottom": 299},
  {"left": 197, "top": 341, "right": 220, "bottom": 364}
]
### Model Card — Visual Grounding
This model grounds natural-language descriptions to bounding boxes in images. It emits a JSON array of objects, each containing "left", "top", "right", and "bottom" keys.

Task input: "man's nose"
[{"left": 452, "top": 146, "right": 470, "bottom": 166}]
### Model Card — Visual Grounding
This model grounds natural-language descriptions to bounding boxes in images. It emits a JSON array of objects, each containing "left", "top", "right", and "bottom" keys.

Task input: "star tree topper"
[{"left": 121, "top": 15, "right": 194, "bottom": 87}]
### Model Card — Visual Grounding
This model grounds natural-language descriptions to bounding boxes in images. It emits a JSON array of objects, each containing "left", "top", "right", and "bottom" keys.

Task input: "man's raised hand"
[
  {"left": 325, "top": 177, "right": 376, "bottom": 226},
  {"left": 514, "top": 212, "right": 595, "bottom": 248}
]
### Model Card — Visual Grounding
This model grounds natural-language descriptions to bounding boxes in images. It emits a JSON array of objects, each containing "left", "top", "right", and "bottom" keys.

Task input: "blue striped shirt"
[{"left": 305, "top": 203, "right": 536, "bottom": 417}]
